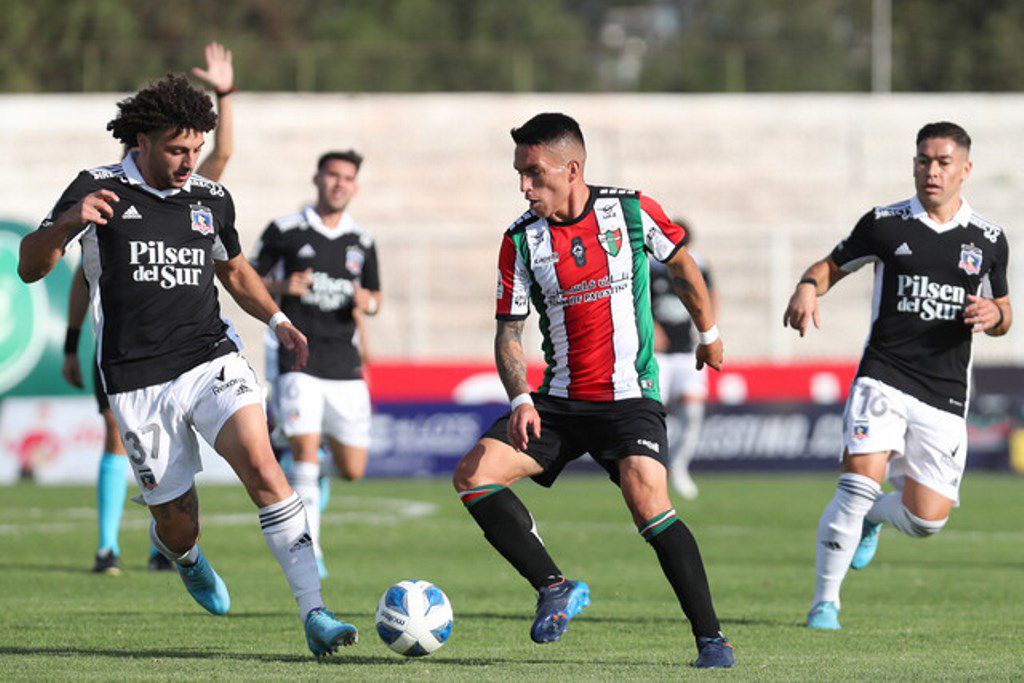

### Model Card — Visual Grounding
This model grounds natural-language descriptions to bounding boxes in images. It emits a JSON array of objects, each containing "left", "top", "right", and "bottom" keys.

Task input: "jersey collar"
[
  {"left": 120, "top": 151, "right": 191, "bottom": 199},
  {"left": 303, "top": 205, "right": 355, "bottom": 240},
  {"left": 910, "top": 194, "right": 972, "bottom": 233}
]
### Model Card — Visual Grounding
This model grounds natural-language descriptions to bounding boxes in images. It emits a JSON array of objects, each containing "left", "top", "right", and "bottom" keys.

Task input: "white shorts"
[
  {"left": 277, "top": 372, "right": 371, "bottom": 448},
  {"left": 656, "top": 352, "right": 708, "bottom": 402},
  {"left": 842, "top": 376, "right": 967, "bottom": 502},
  {"left": 108, "top": 353, "right": 263, "bottom": 506}
]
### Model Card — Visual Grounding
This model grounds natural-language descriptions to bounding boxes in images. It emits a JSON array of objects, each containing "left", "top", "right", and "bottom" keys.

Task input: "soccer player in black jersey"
[
  {"left": 20, "top": 75, "right": 358, "bottom": 657},
  {"left": 61, "top": 42, "right": 237, "bottom": 576},
  {"left": 783, "top": 122, "right": 1012, "bottom": 630},
  {"left": 252, "top": 150, "right": 381, "bottom": 578},
  {"left": 650, "top": 222, "right": 717, "bottom": 500}
]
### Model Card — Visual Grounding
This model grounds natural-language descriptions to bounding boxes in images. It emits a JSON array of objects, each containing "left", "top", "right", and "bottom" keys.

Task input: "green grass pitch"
[{"left": 0, "top": 473, "right": 1021, "bottom": 680}]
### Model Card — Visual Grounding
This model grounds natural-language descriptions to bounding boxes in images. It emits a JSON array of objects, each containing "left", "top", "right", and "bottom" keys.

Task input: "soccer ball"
[{"left": 375, "top": 580, "right": 454, "bottom": 657}]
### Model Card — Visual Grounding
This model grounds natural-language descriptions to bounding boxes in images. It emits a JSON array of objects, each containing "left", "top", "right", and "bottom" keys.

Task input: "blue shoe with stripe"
[
  {"left": 176, "top": 548, "right": 230, "bottom": 615},
  {"left": 305, "top": 607, "right": 358, "bottom": 658},
  {"left": 530, "top": 579, "right": 590, "bottom": 643},
  {"left": 851, "top": 520, "right": 882, "bottom": 570},
  {"left": 807, "top": 601, "right": 840, "bottom": 630},
  {"left": 692, "top": 635, "right": 735, "bottom": 668}
]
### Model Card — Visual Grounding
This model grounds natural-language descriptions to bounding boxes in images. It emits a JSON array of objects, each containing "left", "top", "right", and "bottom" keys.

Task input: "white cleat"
[{"left": 670, "top": 467, "right": 699, "bottom": 500}]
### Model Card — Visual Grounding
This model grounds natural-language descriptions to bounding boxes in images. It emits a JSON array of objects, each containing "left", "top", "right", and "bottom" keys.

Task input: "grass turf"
[{"left": 0, "top": 473, "right": 1021, "bottom": 680}]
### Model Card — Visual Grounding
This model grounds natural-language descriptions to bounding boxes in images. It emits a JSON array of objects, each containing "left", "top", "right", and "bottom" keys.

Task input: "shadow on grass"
[
  {"left": 0, "top": 563, "right": 95, "bottom": 575},
  {"left": 0, "top": 646, "right": 662, "bottom": 668}
]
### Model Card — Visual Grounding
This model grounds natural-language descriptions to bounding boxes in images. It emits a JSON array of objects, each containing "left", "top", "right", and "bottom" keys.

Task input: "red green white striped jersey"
[{"left": 495, "top": 185, "right": 686, "bottom": 402}]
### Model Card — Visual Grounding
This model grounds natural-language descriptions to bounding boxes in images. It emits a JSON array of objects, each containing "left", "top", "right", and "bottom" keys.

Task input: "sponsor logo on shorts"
[
  {"left": 637, "top": 438, "right": 660, "bottom": 453},
  {"left": 852, "top": 423, "right": 869, "bottom": 440},
  {"left": 212, "top": 376, "right": 251, "bottom": 396}
]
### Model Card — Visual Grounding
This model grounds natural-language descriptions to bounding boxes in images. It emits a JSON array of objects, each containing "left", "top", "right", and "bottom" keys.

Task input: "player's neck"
[
  {"left": 314, "top": 202, "right": 345, "bottom": 228},
  {"left": 133, "top": 152, "right": 173, "bottom": 191},
  {"left": 549, "top": 183, "right": 591, "bottom": 223},
  {"left": 919, "top": 194, "right": 962, "bottom": 225}
]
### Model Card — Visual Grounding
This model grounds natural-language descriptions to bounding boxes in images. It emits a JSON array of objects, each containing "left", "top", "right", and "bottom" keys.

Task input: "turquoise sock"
[{"left": 97, "top": 453, "right": 128, "bottom": 555}]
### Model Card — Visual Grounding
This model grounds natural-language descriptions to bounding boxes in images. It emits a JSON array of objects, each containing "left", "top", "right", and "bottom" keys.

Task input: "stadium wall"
[{"left": 4, "top": 92, "right": 1024, "bottom": 374}]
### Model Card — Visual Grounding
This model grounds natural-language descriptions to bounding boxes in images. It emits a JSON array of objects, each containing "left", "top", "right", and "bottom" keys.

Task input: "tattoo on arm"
[{"left": 495, "top": 320, "right": 530, "bottom": 397}]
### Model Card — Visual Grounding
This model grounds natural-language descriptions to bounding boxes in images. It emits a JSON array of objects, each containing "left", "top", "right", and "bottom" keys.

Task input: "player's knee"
[
  {"left": 452, "top": 444, "right": 487, "bottom": 492},
  {"left": 338, "top": 466, "right": 365, "bottom": 482},
  {"left": 899, "top": 505, "right": 947, "bottom": 538}
]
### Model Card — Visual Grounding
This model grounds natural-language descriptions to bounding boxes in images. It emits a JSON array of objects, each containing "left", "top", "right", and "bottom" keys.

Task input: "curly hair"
[{"left": 106, "top": 74, "right": 217, "bottom": 146}]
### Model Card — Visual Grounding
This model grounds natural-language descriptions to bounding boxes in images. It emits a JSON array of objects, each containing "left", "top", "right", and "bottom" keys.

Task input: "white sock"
[
  {"left": 866, "top": 492, "right": 947, "bottom": 538},
  {"left": 289, "top": 461, "right": 322, "bottom": 558},
  {"left": 149, "top": 520, "right": 199, "bottom": 566},
  {"left": 674, "top": 402, "right": 705, "bottom": 470},
  {"left": 259, "top": 492, "right": 324, "bottom": 621},
  {"left": 812, "top": 473, "right": 881, "bottom": 608}
]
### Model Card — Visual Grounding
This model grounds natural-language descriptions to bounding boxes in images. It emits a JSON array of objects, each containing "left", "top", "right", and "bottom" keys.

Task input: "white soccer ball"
[{"left": 374, "top": 579, "right": 454, "bottom": 657}]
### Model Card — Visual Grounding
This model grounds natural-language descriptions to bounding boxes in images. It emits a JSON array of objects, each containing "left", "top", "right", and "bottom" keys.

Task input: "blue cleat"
[
  {"left": 530, "top": 579, "right": 590, "bottom": 643},
  {"left": 305, "top": 607, "right": 358, "bottom": 658},
  {"left": 850, "top": 520, "right": 882, "bottom": 570},
  {"left": 807, "top": 601, "right": 840, "bottom": 630},
  {"left": 692, "top": 635, "right": 735, "bottom": 668},
  {"left": 176, "top": 548, "right": 230, "bottom": 615}
]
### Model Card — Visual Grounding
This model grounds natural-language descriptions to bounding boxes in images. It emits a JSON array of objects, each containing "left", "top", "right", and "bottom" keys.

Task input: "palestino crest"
[
  {"left": 190, "top": 203, "right": 215, "bottom": 236},
  {"left": 958, "top": 243, "right": 982, "bottom": 275},
  {"left": 597, "top": 228, "right": 623, "bottom": 257}
]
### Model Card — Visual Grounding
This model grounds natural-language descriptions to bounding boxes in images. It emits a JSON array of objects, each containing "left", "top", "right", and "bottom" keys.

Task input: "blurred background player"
[
  {"left": 60, "top": 41, "right": 236, "bottom": 575},
  {"left": 784, "top": 122, "right": 1012, "bottom": 630},
  {"left": 252, "top": 150, "right": 381, "bottom": 578},
  {"left": 649, "top": 220, "right": 717, "bottom": 499},
  {"left": 453, "top": 113, "right": 734, "bottom": 669}
]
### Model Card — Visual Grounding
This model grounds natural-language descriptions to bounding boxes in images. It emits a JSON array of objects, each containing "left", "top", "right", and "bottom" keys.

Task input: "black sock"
[
  {"left": 641, "top": 510, "right": 721, "bottom": 638},
  {"left": 460, "top": 485, "right": 563, "bottom": 590}
]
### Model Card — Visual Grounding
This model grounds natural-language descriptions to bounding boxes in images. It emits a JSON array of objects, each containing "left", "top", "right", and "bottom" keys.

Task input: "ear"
[
  {"left": 567, "top": 159, "right": 582, "bottom": 184},
  {"left": 963, "top": 159, "right": 973, "bottom": 181}
]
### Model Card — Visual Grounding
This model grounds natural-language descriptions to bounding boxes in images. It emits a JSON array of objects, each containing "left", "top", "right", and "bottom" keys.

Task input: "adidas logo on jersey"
[
  {"left": 894, "top": 242, "right": 912, "bottom": 255},
  {"left": 122, "top": 205, "right": 142, "bottom": 220},
  {"left": 297, "top": 244, "right": 316, "bottom": 258}
]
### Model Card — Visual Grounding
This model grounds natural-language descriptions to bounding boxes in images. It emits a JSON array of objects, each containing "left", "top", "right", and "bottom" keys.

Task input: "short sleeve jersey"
[
  {"left": 495, "top": 185, "right": 686, "bottom": 402},
  {"left": 251, "top": 206, "right": 379, "bottom": 380},
  {"left": 649, "top": 251, "right": 713, "bottom": 354},
  {"left": 41, "top": 153, "right": 241, "bottom": 395},
  {"left": 830, "top": 196, "right": 1009, "bottom": 415}
]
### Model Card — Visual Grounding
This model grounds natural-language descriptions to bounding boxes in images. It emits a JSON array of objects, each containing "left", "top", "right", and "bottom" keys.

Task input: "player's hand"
[
  {"left": 64, "top": 190, "right": 119, "bottom": 228},
  {"left": 353, "top": 284, "right": 376, "bottom": 314},
  {"left": 191, "top": 41, "right": 233, "bottom": 93},
  {"left": 61, "top": 354, "right": 84, "bottom": 389},
  {"left": 696, "top": 338, "right": 723, "bottom": 371},
  {"left": 964, "top": 294, "right": 1001, "bottom": 333},
  {"left": 276, "top": 321, "right": 309, "bottom": 370},
  {"left": 508, "top": 403, "right": 541, "bottom": 452},
  {"left": 285, "top": 269, "right": 313, "bottom": 296},
  {"left": 783, "top": 283, "right": 820, "bottom": 336}
]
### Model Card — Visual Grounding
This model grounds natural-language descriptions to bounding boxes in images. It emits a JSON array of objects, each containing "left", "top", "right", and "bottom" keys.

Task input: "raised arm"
[
  {"left": 782, "top": 256, "right": 850, "bottom": 336},
  {"left": 665, "top": 247, "right": 723, "bottom": 371},
  {"left": 495, "top": 318, "right": 539, "bottom": 451},
  {"left": 215, "top": 254, "right": 308, "bottom": 370},
  {"left": 193, "top": 42, "right": 234, "bottom": 182}
]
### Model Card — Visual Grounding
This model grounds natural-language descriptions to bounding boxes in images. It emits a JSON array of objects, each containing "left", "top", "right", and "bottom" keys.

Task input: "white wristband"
[
  {"left": 510, "top": 393, "right": 534, "bottom": 411},
  {"left": 269, "top": 311, "right": 290, "bottom": 330},
  {"left": 697, "top": 324, "right": 720, "bottom": 345},
  {"left": 364, "top": 297, "right": 379, "bottom": 315}
]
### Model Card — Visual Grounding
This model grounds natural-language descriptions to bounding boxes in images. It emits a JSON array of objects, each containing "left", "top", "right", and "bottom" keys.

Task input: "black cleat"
[
  {"left": 147, "top": 552, "right": 174, "bottom": 572},
  {"left": 92, "top": 549, "right": 121, "bottom": 576}
]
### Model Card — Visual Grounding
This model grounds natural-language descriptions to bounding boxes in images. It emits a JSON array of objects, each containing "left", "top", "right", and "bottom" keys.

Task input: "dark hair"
[
  {"left": 916, "top": 121, "right": 971, "bottom": 150},
  {"left": 672, "top": 217, "right": 693, "bottom": 246},
  {"left": 317, "top": 150, "right": 364, "bottom": 172},
  {"left": 510, "top": 113, "right": 585, "bottom": 150},
  {"left": 107, "top": 74, "right": 217, "bottom": 146}
]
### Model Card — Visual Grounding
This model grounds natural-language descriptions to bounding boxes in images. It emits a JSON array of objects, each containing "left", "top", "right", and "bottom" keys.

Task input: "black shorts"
[
  {"left": 482, "top": 393, "right": 668, "bottom": 487},
  {"left": 92, "top": 359, "right": 109, "bottom": 413}
]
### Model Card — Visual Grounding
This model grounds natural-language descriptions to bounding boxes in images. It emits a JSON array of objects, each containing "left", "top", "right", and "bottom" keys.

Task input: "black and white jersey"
[
  {"left": 830, "top": 196, "right": 1009, "bottom": 416},
  {"left": 40, "top": 152, "right": 242, "bottom": 395},
  {"left": 251, "top": 206, "right": 380, "bottom": 380},
  {"left": 649, "top": 251, "right": 713, "bottom": 354}
]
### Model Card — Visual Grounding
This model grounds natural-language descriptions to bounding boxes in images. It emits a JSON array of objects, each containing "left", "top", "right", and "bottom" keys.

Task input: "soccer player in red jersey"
[{"left": 453, "top": 113, "right": 734, "bottom": 669}]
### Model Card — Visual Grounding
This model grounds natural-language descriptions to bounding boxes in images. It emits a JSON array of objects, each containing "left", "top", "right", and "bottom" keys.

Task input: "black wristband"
[
  {"left": 64, "top": 327, "right": 81, "bottom": 355},
  {"left": 798, "top": 277, "right": 818, "bottom": 288},
  {"left": 994, "top": 305, "right": 1005, "bottom": 330},
  {"left": 215, "top": 87, "right": 236, "bottom": 98}
]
